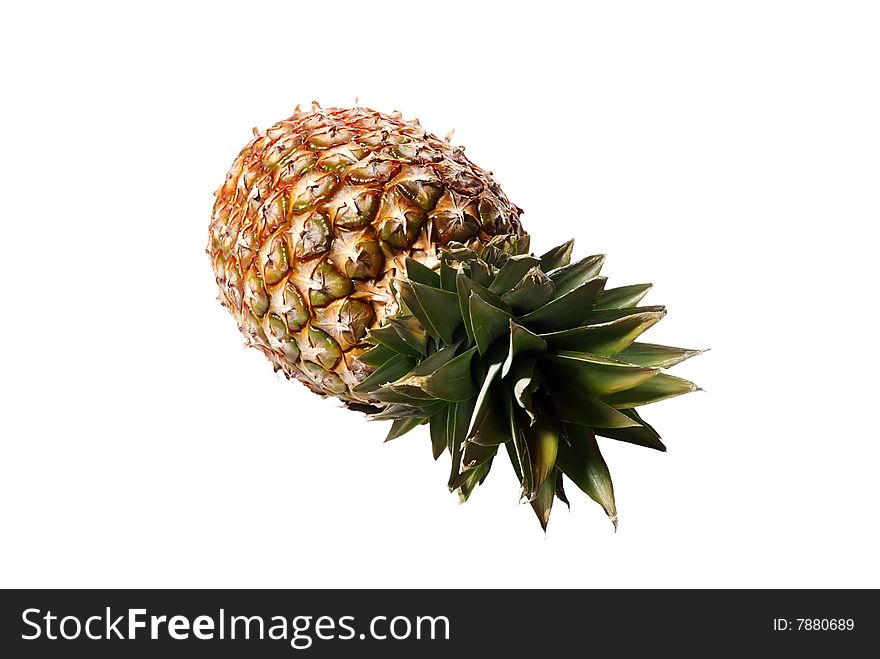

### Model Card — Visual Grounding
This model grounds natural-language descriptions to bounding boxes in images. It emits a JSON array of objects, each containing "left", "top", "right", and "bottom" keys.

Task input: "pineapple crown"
[{"left": 354, "top": 235, "right": 702, "bottom": 530}]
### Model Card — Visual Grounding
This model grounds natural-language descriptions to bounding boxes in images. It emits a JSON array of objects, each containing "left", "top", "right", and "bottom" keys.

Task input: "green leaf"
[
  {"left": 439, "top": 259, "right": 458, "bottom": 292},
  {"left": 456, "top": 273, "right": 506, "bottom": 343},
  {"left": 457, "top": 457, "right": 494, "bottom": 502},
  {"left": 470, "top": 393, "right": 513, "bottom": 446},
  {"left": 447, "top": 398, "right": 477, "bottom": 490},
  {"left": 509, "top": 356, "right": 540, "bottom": 423},
  {"left": 366, "top": 325, "right": 421, "bottom": 358},
  {"left": 519, "top": 277, "right": 607, "bottom": 332},
  {"left": 601, "top": 373, "right": 699, "bottom": 408},
  {"left": 388, "top": 316, "right": 428, "bottom": 356},
  {"left": 352, "top": 355, "right": 417, "bottom": 393},
  {"left": 555, "top": 470, "right": 570, "bottom": 508},
  {"left": 468, "top": 259, "right": 493, "bottom": 287},
  {"left": 595, "top": 408, "right": 666, "bottom": 451},
  {"left": 540, "top": 352, "right": 659, "bottom": 396},
  {"left": 466, "top": 358, "right": 505, "bottom": 439},
  {"left": 429, "top": 407, "right": 450, "bottom": 459},
  {"left": 504, "top": 395, "right": 532, "bottom": 496},
  {"left": 489, "top": 254, "right": 542, "bottom": 294},
  {"left": 549, "top": 254, "right": 605, "bottom": 297},
  {"left": 585, "top": 305, "right": 666, "bottom": 325},
  {"left": 617, "top": 342, "right": 705, "bottom": 368},
  {"left": 539, "top": 239, "right": 574, "bottom": 272},
  {"left": 524, "top": 416, "right": 559, "bottom": 493},
  {"left": 501, "top": 267, "right": 555, "bottom": 314},
  {"left": 461, "top": 438, "right": 497, "bottom": 472},
  {"left": 397, "top": 347, "right": 477, "bottom": 401},
  {"left": 405, "top": 257, "right": 440, "bottom": 287},
  {"left": 409, "top": 281, "right": 462, "bottom": 346},
  {"left": 503, "top": 321, "right": 547, "bottom": 378},
  {"left": 540, "top": 310, "right": 666, "bottom": 356},
  {"left": 469, "top": 294, "right": 512, "bottom": 356},
  {"left": 358, "top": 343, "right": 397, "bottom": 367},
  {"left": 385, "top": 416, "right": 425, "bottom": 441},
  {"left": 409, "top": 343, "right": 462, "bottom": 376},
  {"left": 505, "top": 439, "right": 523, "bottom": 482},
  {"left": 594, "top": 283, "right": 652, "bottom": 310},
  {"left": 370, "top": 402, "right": 444, "bottom": 421},
  {"left": 550, "top": 380, "right": 643, "bottom": 429},
  {"left": 557, "top": 425, "right": 617, "bottom": 528},
  {"left": 370, "top": 386, "right": 434, "bottom": 405},
  {"left": 530, "top": 471, "right": 556, "bottom": 530}
]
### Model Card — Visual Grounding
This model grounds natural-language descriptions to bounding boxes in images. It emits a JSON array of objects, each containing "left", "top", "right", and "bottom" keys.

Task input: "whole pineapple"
[
  {"left": 210, "top": 105, "right": 701, "bottom": 530},
  {"left": 208, "top": 105, "right": 524, "bottom": 405}
]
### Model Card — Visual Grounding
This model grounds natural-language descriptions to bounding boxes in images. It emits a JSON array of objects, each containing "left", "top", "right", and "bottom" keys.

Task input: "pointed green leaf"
[
  {"left": 585, "top": 305, "right": 666, "bottom": 325},
  {"left": 549, "top": 254, "right": 605, "bottom": 297},
  {"left": 466, "top": 358, "right": 505, "bottom": 439},
  {"left": 469, "top": 294, "right": 512, "bottom": 356},
  {"left": 489, "top": 255, "right": 542, "bottom": 294},
  {"left": 409, "top": 281, "right": 461, "bottom": 346},
  {"left": 539, "top": 239, "right": 574, "bottom": 272},
  {"left": 370, "top": 402, "right": 442, "bottom": 421},
  {"left": 601, "top": 373, "right": 699, "bottom": 408},
  {"left": 617, "top": 342, "right": 705, "bottom": 368},
  {"left": 541, "top": 352, "right": 659, "bottom": 396},
  {"left": 530, "top": 471, "right": 556, "bottom": 530},
  {"left": 595, "top": 408, "right": 666, "bottom": 451},
  {"left": 358, "top": 343, "right": 397, "bottom": 367},
  {"left": 504, "top": 395, "right": 532, "bottom": 496},
  {"left": 594, "top": 283, "right": 652, "bottom": 310},
  {"left": 457, "top": 457, "right": 493, "bottom": 502},
  {"left": 461, "top": 438, "right": 497, "bottom": 472},
  {"left": 385, "top": 416, "right": 425, "bottom": 441},
  {"left": 505, "top": 438, "right": 523, "bottom": 482},
  {"left": 447, "top": 398, "right": 477, "bottom": 490},
  {"left": 389, "top": 316, "right": 428, "bottom": 356},
  {"left": 551, "top": 380, "right": 643, "bottom": 428},
  {"left": 405, "top": 257, "right": 440, "bottom": 287},
  {"left": 352, "top": 354, "right": 417, "bottom": 393},
  {"left": 439, "top": 259, "right": 457, "bottom": 292},
  {"left": 555, "top": 470, "right": 570, "bottom": 508},
  {"left": 370, "top": 386, "right": 433, "bottom": 405},
  {"left": 396, "top": 280, "right": 434, "bottom": 340},
  {"left": 456, "top": 273, "right": 505, "bottom": 343},
  {"left": 409, "top": 343, "right": 462, "bottom": 376},
  {"left": 366, "top": 325, "right": 421, "bottom": 358},
  {"left": 501, "top": 267, "right": 556, "bottom": 314},
  {"left": 557, "top": 424, "right": 617, "bottom": 528},
  {"left": 398, "top": 347, "right": 477, "bottom": 401},
  {"left": 470, "top": 395, "right": 513, "bottom": 446},
  {"left": 509, "top": 356, "right": 540, "bottom": 423},
  {"left": 540, "top": 310, "right": 666, "bottom": 356},
  {"left": 429, "top": 407, "right": 450, "bottom": 459},
  {"left": 520, "top": 277, "right": 607, "bottom": 333},
  {"left": 524, "top": 415, "right": 559, "bottom": 492},
  {"left": 468, "top": 259, "right": 493, "bottom": 287},
  {"left": 502, "top": 321, "right": 547, "bottom": 378}
]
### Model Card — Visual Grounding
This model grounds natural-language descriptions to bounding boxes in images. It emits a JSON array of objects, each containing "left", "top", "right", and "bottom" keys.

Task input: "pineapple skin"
[{"left": 208, "top": 106, "right": 525, "bottom": 405}]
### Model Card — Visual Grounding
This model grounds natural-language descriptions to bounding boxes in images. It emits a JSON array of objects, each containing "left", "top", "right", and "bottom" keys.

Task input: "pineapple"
[
  {"left": 208, "top": 104, "right": 523, "bottom": 406},
  {"left": 209, "top": 105, "right": 701, "bottom": 529}
]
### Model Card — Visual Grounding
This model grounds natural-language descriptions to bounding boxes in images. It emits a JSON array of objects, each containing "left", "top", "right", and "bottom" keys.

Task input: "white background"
[{"left": 1, "top": 1, "right": 878, "bottom": 588}]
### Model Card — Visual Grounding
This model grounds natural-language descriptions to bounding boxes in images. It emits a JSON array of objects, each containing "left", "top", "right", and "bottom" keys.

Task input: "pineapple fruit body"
[{"left": 208, "top": 106, "right": 524, "bottom": 405}]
